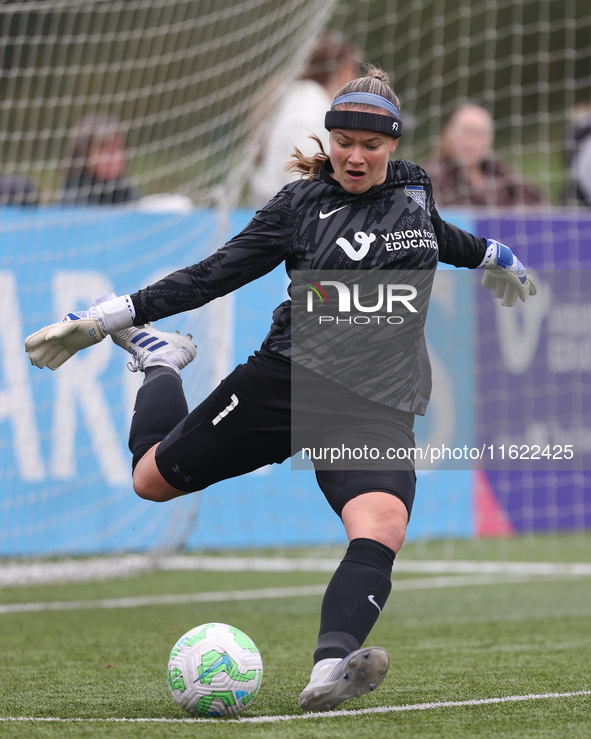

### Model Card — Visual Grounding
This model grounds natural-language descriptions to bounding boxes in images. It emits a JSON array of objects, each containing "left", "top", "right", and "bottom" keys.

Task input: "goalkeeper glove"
[
  {"left": 25, "top": 293, "right": 135, "bottom": 370},
  {"left": 479, "top": 239, "right": 537, "bottom": 307}
]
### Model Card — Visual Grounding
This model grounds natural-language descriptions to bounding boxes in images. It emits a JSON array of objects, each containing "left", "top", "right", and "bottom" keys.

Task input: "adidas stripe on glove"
[
  {"left": 25, "top": 293, "right": 135, "bottom": 370},
  {"left": 479, "top": 239, "right": 537, "bottom": 307}
]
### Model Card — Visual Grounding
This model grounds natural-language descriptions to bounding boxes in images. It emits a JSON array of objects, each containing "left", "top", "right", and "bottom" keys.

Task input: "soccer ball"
[{"left": 166, "top": 622, "right": 263, "bottom": 717}]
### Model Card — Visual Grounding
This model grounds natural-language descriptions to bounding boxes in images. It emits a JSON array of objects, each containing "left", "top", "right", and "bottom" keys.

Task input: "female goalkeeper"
[{"left": 25, "top": 66, "right": 536, "bottom": 713}]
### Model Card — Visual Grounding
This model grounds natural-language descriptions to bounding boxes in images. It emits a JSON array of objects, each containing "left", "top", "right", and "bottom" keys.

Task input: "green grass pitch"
[{"left": 0, "top": 535, "right": 590, "bottom": 738}]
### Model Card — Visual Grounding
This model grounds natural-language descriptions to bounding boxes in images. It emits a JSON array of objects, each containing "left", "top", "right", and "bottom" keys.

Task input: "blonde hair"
[
  {"left": 286, "top": 65, "right": 401, "bottom": 179},
  {"left": 285, "top": 134, "right": 329, "bottom": 180},
  {"left": 335, "top": 65, "right": 401, "bottom": 115}
]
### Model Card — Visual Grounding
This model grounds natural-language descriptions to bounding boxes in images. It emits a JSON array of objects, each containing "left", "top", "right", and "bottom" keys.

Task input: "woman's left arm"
[{"left": 432, "top": 202, "right": 537, "bottom": 307}]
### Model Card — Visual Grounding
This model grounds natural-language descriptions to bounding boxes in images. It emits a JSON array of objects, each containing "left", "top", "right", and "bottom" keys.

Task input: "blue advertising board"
[{"left": 1, "top": 206, "right": 477, "bottom": 555}]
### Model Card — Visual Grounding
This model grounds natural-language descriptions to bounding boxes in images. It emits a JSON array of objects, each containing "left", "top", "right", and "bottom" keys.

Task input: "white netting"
[
  {"left": 1, "top": 1, "right": 588, "bottom": 206},
  {"left": 0, "top": 0, "right": 338, "bottom": 206}
]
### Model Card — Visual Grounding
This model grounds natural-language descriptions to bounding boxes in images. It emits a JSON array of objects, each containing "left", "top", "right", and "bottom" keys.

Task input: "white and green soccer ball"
[{"left": 167, "top": 622, "right": 263, "bottom": 717}]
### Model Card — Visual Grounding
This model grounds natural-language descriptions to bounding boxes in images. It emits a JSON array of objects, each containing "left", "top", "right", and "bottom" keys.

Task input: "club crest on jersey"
[{"left": 404, "top": 185, "right": 426, "bottom": 210}]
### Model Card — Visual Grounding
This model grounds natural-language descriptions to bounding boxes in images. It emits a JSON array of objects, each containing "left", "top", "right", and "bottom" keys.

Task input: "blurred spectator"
[
  {"left": 423, "top": 103, "right": 547, "bottom": 208},
  {"left": 561, "top": 105, "right": 591, "bottom": 207},
  {"left": 61, "top": 114, "right": 140, "bottom": 206},
  {"left": 249, "top": 31, "right": 361, "bottom": 207},
  {"left": 0, "top": 175, "right": 39, "bottom": 206}
]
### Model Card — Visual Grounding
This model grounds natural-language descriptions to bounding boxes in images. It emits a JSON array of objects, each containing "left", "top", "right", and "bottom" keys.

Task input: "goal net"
[{"left": 1, "top": 0, "right": 590, "bottom": 567}]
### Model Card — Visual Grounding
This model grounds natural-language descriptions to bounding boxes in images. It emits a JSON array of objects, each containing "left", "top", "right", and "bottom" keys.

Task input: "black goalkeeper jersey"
[{"left": 131, "top": 159, "right": 487, "bottom": 414}]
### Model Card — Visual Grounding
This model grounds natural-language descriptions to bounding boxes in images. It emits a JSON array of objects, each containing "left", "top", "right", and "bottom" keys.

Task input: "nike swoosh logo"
[
  {"left": 319, "top": 205, "right": 348, "bottom": 219},
  {"left": 368, "top": 594, "right": 382, "bottom": 614},
  {"left": 194, "top": 655, "right": 231, "bottom": 683}
]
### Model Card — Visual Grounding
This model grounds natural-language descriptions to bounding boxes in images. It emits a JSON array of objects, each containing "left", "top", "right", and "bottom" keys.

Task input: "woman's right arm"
[{"left": 25, "top": 193, "right": 293, "bottom": 370}]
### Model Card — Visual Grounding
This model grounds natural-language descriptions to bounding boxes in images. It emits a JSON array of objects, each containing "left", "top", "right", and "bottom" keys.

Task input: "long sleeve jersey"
[{"left": 131, "top": 159, "right": 487, "bottom": 414}]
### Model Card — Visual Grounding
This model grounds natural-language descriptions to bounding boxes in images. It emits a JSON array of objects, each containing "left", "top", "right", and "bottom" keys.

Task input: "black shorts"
[{"left": 155, "top": 347, "right": 417, "bottom": 518}]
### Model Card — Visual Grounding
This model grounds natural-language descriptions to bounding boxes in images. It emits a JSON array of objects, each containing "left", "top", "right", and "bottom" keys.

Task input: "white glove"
[
  {"left": 25, "top": 293, "right": 135, "bottom": 370},
  {"left": 479, "top": 239, "right": 537, "bottom": 307}
]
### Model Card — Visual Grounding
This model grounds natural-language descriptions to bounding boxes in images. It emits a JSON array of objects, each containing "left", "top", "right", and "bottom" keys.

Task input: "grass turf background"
[{"left": 0, "top": 536, "right": 590, "bottom": 737}]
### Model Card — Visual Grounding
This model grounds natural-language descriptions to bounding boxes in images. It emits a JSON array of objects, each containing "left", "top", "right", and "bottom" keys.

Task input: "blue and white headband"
[
  {"left": 331, "top": 92, "right": 399, "bottom": 117},
  {"left": 325, "top": 91, "right": 403, "bottom": 138}
]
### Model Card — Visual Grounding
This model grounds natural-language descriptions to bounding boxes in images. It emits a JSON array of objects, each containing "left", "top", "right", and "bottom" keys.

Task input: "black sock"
[
  {"left": 313, "top": 537, "right": 395, "bottom": 663},
  {"left": 128, "top": 366, "right": 188, "bottom": 470}
]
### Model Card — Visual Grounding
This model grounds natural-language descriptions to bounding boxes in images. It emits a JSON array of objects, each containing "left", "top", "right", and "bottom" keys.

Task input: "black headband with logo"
[
  {"left": 324, "top": 92, "right": 403, "bottom": 139},
  {"left": 325, "top": 110, "right": 402, "bottom": 138}
]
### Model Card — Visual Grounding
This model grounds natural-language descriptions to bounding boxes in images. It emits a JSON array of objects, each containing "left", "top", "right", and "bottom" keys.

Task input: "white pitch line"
[
  {"left": 0, "top": 585, "right": 326, "bottom": 615},
  {"left": 160, "top": 556, "right": 591, "bottom": 577},
  {"left": 0, "top": 573, "right": 576, "bottom": 615},
  {"left": 2, "top": 555, "right": 591, "bottom": 588},
  {"left": 1, "top": 690, "right": 589, "bottom": 724}
]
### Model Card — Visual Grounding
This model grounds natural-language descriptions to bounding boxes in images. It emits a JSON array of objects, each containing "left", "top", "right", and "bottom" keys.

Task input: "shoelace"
[{"left": 126, "top": 351, "right": 143, "bottom": 372}]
